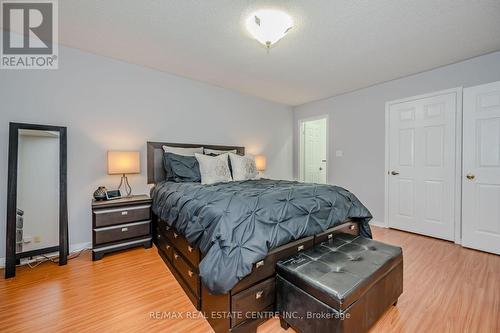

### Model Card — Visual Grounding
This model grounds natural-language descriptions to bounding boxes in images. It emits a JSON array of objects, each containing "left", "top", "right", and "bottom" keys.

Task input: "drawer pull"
[
  {"left": 350, "top": 225, "right": 356, "bottom": 230},
  {"left": 255, "top": 291, "right": 264, "bottom": 299},
  {"left": 94, "top": 220, "right": 150, "bottom": 231},
  {"left": 188, "top": 246, "right": 193, "bottom": 253},
  {"left": 173, "top": 233, "right": 178, "bottom": 239},
  {"left": 188, "top": 270, "right": 194, "bottom": 277},
  {"left": 94, "top": 205, "right": 150, "bottom": 215},
  {"left": 297, "top": 245, "right": 304, "bottom": 252},
  {"left": 174, "top": 253, "right": 179, "bottom": 260},
  {"left": 121, "top": 211, "right": 128, "bottom": 216},
  {"left": 121, "top": 227, "right": 128, "bottom": 232},
  {"left": 166, "top": 245, "right": 170, "bottom": 250},
  {"left": 256, "top": 260, "right": 264, "bottom": 269},
  {"left": 157, "top": 234, "right": 161, "bottom": 239},
  {"left": 328, "top": 234, "right": 333, "bottom": 239}
]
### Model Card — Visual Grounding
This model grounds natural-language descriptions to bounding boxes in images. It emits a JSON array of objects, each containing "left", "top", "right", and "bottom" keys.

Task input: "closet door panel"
[
  {"left": 388, "top": 92, "right": 457, "bottom": 240},
  {"left": 462, "top": 81, "right": 500, "bottom": 255}
]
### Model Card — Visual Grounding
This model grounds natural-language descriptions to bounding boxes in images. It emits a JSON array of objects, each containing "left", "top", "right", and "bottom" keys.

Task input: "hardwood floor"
[{"left": 1, "top": 226, "right": 499, "bottom": 333}]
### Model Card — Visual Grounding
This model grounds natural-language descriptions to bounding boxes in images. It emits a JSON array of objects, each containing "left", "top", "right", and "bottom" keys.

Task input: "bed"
[{"left": 147, "top": 141, "right": 372, "bottom": 333}]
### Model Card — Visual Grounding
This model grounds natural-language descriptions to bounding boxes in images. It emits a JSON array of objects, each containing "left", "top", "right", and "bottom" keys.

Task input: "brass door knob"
[{"left": 466, "top": 173, "right": 476, "bottom": 180}]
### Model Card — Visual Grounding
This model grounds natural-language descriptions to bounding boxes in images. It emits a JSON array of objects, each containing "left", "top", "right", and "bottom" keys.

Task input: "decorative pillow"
[
  {"left": 195, "top": 153, "right": 232, "bottom": 185},
  {"left": 204, "top": 148, "right": 237, "bottom": 155},
  {"left": 229, "top": 153, "right": 258, "bottom": 181},
  {"left": 205, "top": 151, "right": 237, "bottom": 176},
  {"left": 165, "top": 153, "right": 201, "bottom": 182},
  {"left": 162, "top": 145, "right": 203, "bottom": 180}
]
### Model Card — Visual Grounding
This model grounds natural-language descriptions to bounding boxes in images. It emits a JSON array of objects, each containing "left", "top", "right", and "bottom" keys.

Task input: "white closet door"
[
  {"left": 387, "top": 91, "right": 457, "bottom": 240},
  {"left": 462, "top": 81, "right": 500, "bottom": 255}
]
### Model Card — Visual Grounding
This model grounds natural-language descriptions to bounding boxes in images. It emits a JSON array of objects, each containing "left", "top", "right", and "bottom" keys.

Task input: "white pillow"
[
  {"left": 162, "top": 145, "right": 203, "bottom": 156},
  {"left": 204, "top": 148, "right": 237, "bottom": 155},
  {"left": 195, "top": 153, "right": 232, "bottom": 185},
  {"left": 229, "top": 153, "right": 258, "bottom": 181}
]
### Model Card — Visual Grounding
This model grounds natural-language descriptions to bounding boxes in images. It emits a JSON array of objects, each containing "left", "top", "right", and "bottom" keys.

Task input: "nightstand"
[{"left": 92, "top": 194, "right": 153, "bottom": 261}]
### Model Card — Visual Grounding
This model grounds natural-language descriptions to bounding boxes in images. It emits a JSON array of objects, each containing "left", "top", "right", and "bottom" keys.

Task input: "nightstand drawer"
[
  {"left": 94, "top": 220, "right": 150, "bottom": 245},
  {"left": 94, "top": 204, "right": 151, "bottom": 227}
]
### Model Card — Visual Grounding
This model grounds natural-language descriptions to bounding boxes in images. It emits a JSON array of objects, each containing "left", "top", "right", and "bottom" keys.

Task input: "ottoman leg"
[{"left": 279, "top": 316, "right": 290, "bottom": 330}]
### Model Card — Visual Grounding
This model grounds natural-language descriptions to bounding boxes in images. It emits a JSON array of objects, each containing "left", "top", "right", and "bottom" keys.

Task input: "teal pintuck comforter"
[{"left": 151, "top": 179, "right": 372, "bottom": 294}]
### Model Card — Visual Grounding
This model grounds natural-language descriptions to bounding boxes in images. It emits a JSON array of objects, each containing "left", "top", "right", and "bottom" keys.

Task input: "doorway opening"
[{"left": 299, "top": 116, "right": 328, "bottom": 184}]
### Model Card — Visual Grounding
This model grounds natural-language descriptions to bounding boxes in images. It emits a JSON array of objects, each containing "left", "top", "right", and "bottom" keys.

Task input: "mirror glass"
[{"left": 15, "top": 129, "right": 60, "bottom": 254}]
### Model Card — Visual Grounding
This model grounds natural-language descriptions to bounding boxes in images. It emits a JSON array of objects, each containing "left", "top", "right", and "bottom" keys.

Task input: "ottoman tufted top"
[{"left": 277, "top": 233, "right": 403, "bottom": 311}]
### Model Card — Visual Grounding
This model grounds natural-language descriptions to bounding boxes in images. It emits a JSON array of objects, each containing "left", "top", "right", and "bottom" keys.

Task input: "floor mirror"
[{"left": 5, "top": 122, "right": 68, "bottom": 278}]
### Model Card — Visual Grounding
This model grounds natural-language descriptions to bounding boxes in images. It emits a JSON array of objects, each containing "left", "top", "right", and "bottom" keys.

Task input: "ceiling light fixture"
[{"left": 245, "top": 9, "right": 294, "bottom": 49}]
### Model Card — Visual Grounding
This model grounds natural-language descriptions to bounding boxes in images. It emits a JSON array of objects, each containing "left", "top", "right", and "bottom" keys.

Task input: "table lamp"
[
  {"left": 107, "top": 151, "right": 140, "bottom": 197},
  {"left": 255, "top": 155, "right": 267, "bottom": 175}
]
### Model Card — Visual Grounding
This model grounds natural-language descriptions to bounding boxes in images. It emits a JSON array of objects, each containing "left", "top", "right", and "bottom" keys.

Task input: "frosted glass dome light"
[{"left": 245, "top": 9, "right": 294, "bottom": 48}]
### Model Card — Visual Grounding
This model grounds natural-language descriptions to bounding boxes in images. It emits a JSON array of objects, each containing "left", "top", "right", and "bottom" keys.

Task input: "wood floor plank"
[{"left": 1, "top": 227, "right": 499, "bottom": 333}]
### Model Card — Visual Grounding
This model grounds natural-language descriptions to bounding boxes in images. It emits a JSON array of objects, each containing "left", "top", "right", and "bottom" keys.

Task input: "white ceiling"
[{"left": 59, "top": 0, "right": 500, "bottom": 106}]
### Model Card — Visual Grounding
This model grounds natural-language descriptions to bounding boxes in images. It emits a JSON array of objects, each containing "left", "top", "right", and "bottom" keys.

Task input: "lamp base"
[{"left": 118, "top": 174, "right": 132, "bottom": 197}]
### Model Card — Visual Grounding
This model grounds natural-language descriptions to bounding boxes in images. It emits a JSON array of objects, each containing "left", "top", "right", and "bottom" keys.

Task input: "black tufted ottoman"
[{"left": 276, "top": 233, "right": 403, "bottom": 333}]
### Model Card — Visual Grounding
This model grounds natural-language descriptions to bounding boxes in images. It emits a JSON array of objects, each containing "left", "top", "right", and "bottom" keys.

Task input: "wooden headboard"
[{"left": 147, "top": 141, "right": 245, "bottom": 184}]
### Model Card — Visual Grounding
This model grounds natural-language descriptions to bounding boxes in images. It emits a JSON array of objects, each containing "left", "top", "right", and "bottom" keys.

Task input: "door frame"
[
  {"left": 384, "top": 87, "right": 463, "bottom": 244},
  {"left": 298, "top": 114, "right": 329, "bottom": 184}
]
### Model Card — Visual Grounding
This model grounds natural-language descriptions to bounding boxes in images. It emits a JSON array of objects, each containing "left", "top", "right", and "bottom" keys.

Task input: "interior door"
[
  {"left": 388, "top": 91, "right": 457, "bottom": 240},
  {"left": 462, "top": 81, "right": 500, "bottom": 255},
  {"left": 302, "top": 118, "right": 327, "bottom": 184}
]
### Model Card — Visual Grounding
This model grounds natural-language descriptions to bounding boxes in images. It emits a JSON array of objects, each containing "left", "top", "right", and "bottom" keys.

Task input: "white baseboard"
[
  {"left": 70, "top": 241, "right": 92, "bottom": 252},
  {"left": 0, "top": 241, "right": 92, "bottom": 269},
  {"left": 370, "top": 220, "right": 388, "bottom": 228}
]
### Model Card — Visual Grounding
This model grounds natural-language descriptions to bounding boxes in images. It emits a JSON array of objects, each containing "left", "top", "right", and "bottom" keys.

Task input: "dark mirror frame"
[{"left": 5, "top": 122, "right": 68, "bottom": 278}]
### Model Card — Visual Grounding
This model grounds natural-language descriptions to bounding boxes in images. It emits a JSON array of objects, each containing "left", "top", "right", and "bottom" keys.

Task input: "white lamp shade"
[
  {"left": 255, "top": 155, "right": 267, "bottom": 171},
  {"left": 107, "top": 151, "right": 140, "bottom": 175}
]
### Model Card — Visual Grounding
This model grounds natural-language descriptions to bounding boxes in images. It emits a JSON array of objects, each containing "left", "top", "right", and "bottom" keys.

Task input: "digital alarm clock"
[{"left": 105, "top": 190, "right": 122, "bottom": 200}]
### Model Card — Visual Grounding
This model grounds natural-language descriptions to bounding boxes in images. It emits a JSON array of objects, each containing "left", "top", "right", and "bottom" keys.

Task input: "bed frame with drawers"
[{"left": 147, "top": 141, "right": 362, "bottom": 333}]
